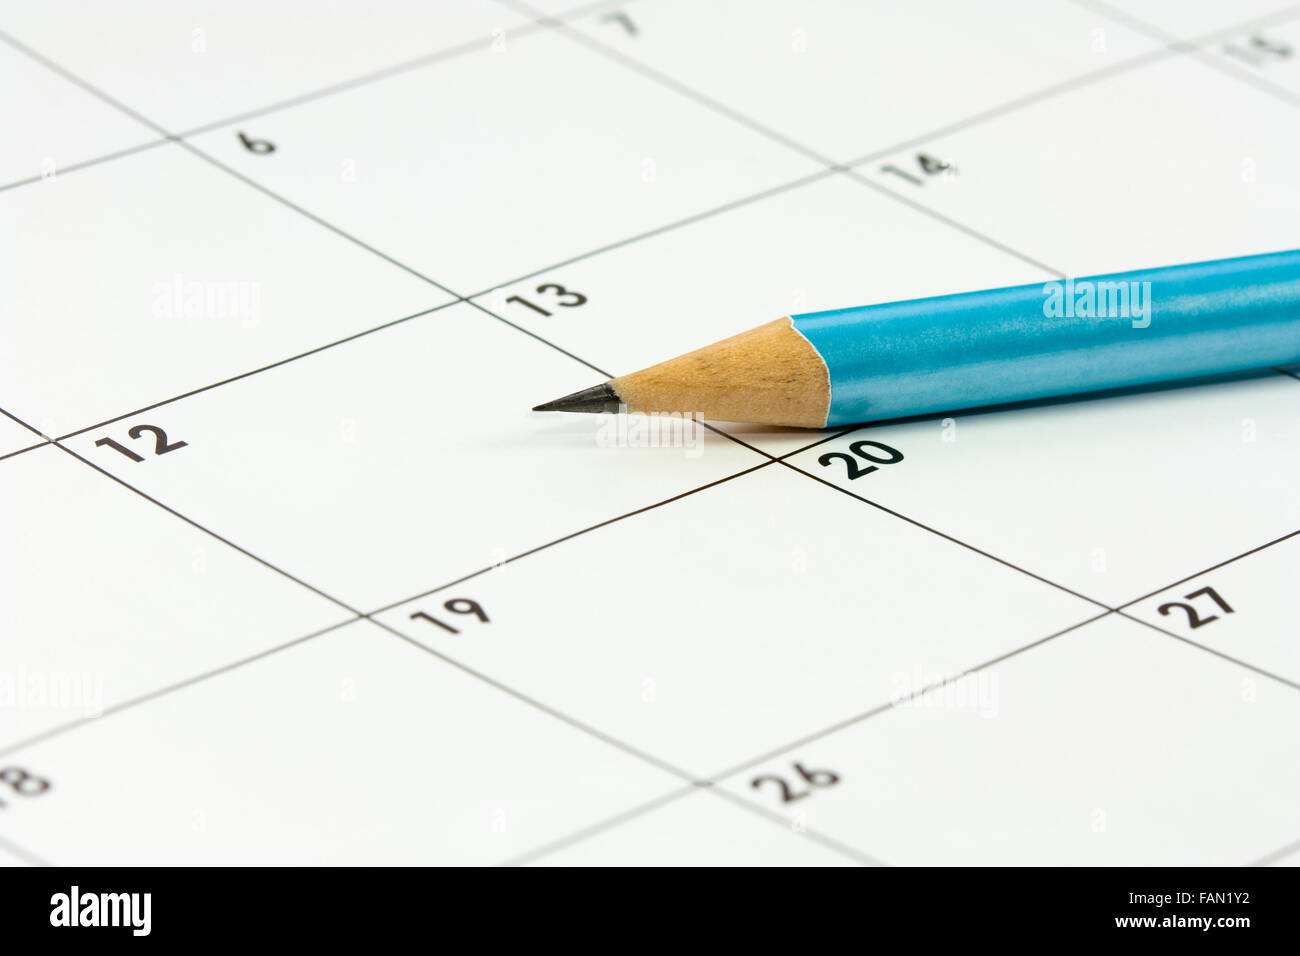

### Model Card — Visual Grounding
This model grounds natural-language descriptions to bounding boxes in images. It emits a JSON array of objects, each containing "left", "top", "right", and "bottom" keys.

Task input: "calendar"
[{"left": 1, "top": 0, "right": 1298, "bottom": 867}]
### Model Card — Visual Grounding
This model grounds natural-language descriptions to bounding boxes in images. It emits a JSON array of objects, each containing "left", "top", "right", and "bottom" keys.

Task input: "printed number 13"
[{"left": 506, "top": 284, "right": 587, "bottom": 317}]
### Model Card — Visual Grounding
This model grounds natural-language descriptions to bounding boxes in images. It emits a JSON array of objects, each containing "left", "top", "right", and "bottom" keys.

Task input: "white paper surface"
[{"left": 1, "top": 0, "right": 1297, "bottom": 866}]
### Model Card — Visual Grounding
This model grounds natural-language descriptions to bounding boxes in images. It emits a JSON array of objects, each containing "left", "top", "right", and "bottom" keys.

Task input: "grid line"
[
  {"left": 0, "top": 137, "right": 172, "bottom": 195},
  {"left": 703, "top": 785, "right": 885, "bottom": 866},
  {"left": 0, "top": 28, "right": 168, "bottom": 136},
  {"left": 840, "top": 168, "right": 1064, "bottom": 277},
  {"left": 1117, "top": 610, "right": 1300, "bottom": 692},
  {"left": 366, "top": 617, "right": 704, "bottom": 782},
  {"left": 0, "top": 834, "right": 52, "bottom": 868},
  {"left": 5, "top": 481, "right": 1290, "bottom": 774},
  {"left": 499, "top": 783, "right": 698, "bottom": 866},
  {"left": 0, "top": 406, "right": 364, "bottom": 618},
  {"left": 847, "top": 0, "right": 1300, "bottom": 172},
  {"left": 508, "top": 610, "right": 1110, "bottom": 866},
  {"left": 55, "top": 440, "right": 364, "bottom": 616},
  {"left": 175, "top": 141, "right": 458, "bottom": 297},
  {"left": 511, "top": 0, "right": 1073, "bottom": 276},
  {"left": 1070, "top": 0, "right": 1300, "bottom": 110},
  {"left": 1116, "top": 528, "right": 1300, "bottom": 609},
  {"left": 506, "top": 0, "right": 837, "bottom": 167},
  {"left": 53, "top": 302, "right": 458, "bottom": 442},
  {"left": 364, "top": 458, "right": 775, "bottom": 616},
  {"left": 0, "top": 440, "right": 50, "bottom": 463},
  {"left": 0, "top": 0, "right": 632, "bottom": 193},
  {"left": 0, "top": 617, "right": 360, "bottom": 761},
  {"left": 1249, "top": 835, "right": 1300, "bottom": 867},
  {"left": 2, "top": 0, "right": 1289, "bottom": 455},
  {"left": 773, "top": 457, "right": 1109, "bottom": 607},
  {"left": 370, "top": 616, "right": 883, "bottom": 867}
]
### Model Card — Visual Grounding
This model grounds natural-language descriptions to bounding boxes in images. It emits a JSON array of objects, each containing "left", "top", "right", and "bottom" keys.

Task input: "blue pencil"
[{"left": 533, "top": 250, "right": 1300, "bottom": 428}]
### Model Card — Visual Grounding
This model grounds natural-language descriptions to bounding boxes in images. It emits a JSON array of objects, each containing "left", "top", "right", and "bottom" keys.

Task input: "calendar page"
[{"left": 1, "top": 0, "right": 1297, "bottom": 867}]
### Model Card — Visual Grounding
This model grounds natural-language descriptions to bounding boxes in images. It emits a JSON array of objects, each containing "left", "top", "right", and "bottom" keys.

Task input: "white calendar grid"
[{"left": 1, "top": 0, "right": 1298, "bottom": 866}]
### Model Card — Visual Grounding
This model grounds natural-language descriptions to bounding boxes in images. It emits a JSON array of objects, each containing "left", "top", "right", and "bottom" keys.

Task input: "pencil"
[{"left": 532, "top": 249, "right": 1300, "bottom": 428}]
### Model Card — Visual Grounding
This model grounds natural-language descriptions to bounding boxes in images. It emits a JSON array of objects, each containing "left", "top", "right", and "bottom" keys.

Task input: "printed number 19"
[{"left": 410, "top": 598, "right": 489, "bottom": 635}]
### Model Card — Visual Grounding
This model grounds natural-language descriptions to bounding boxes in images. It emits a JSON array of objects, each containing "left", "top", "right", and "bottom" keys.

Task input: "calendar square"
[
  {"left": 784, "top": 374, "right": 1300, "bottom": 607},
  {"left": 1, "top": 0, "right": 533, "bottom": 132},
  {"left": 568, "top": 0, "right": 1157, "bottom": 162},
  {"left": 475, "top": 173, "right": 1051, "bottom": 454},
  {"left": 60, "top": 302, "right": 766, "bottom": 612},
  {"left": 0, "top": 619, "right": 679, "bottom": 864},
  {"left": 373, "top": 464, "right": 1096, "bottom": 772},
  {"left": 0, "top": 144, "right": 446, "bottom": 435},
  {"left": 0, "top": 445, "right": 350, "bottom": 749},
  {"left": 858, "top": 56, "right": 1300, "bottom": 275},
  {"left": 186, "top": 26, "right": 818, "bottom": 293},
  {"left": 0, "top": 40, "right": 158, "bottom": 187},
  {"left": 720, "top": 614, "right": 1300, "bottom": 864},
  {"left": 1125, "top": 532, "right": 1300, "bottom": 685}
]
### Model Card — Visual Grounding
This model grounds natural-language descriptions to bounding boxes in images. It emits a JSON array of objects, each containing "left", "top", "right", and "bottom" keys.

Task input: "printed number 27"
[{"left": 1158, "top": 586, "right": 1234, "bottom": 629}]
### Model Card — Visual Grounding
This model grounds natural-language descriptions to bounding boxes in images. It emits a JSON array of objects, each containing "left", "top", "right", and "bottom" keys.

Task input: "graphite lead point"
[{"left": 531, "top": 382, "right": 623, "bottom": 414}]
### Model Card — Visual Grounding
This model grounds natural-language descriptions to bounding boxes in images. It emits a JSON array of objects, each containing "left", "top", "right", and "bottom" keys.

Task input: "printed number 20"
[{"left": 818, "top": 440, "right": 904, "bottom": 479}]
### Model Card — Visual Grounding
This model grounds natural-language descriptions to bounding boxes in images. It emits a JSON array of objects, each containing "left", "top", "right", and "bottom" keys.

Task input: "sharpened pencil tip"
[{"left": 532, "top": 382, "right": 623, "bottom": 414}]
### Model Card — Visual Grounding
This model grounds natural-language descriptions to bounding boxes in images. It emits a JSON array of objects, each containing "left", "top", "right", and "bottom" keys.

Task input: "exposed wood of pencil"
[{"left": 610, "top": 317, "right": 831, "bottom": 428}]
